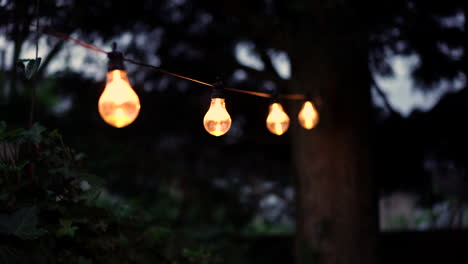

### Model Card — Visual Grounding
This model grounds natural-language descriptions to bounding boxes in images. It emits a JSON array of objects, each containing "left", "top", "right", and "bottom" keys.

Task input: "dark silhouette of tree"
[
  {"left": 371, "top": 0, "right": 466, "bottom": 231},
  {"left": 1, "top": 0, "right": 466, "bottom": 264}
]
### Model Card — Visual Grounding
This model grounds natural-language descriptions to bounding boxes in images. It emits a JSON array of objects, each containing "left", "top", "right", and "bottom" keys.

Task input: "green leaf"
[
  {"left": 20, "top": 123, "right": 46, "bottom": 146},
  {"left": 0, "top": 206, "right": 46, "bottom": 240},
  {"left": 93, "top": 220, "right": 108, "bottom": 232},
  {"left": 80, "top": 174, "right": 105, "bottom": 187},
  {"left": 15, "top": 160, "right": 30, "bottom": 171},
  {"left": 48, "top": 129, "right": 62, "bottom": 139},
  {"left": 182, "top": 247, "right": 217, "bottom": 263},
  {"left": 144, "top": 226, "right": 172, "bottom": 242},
  {"left": 56, "top": 219, "right": 78, "bottom": 237},
  {"left": 0, "top": 245, "right": 21, "bottom": 263},
  {"left": 75, "top": 152, "right": 87, "bottom": 161},
  {"left": 76, "top": 256, "right": 93, "bottom": 264},
  {"left": 118, "top": 233, "right": 129, "bottom": 245},
  {"left": 0, "top": 192, "right": 9, "bottom": 201},
  {"left": 1, "top": 128, "right": 25, "bottom": 140}
]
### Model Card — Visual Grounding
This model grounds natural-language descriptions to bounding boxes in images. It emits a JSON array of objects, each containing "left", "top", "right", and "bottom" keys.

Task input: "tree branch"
[
  {"left": 35, "top": 40, "right": 64, "bottom": 78},
  {"left": 371, "top": 76, "right": 399, "bottom": 117}
]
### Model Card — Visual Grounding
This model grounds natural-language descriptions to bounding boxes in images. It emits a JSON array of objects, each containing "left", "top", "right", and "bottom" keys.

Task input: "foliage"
[
  {"left": 0, "top": 122, "right": 224, "bottom": 264},
  {"left": 17, "top": 58, "right": 42, "bottom": 80}
]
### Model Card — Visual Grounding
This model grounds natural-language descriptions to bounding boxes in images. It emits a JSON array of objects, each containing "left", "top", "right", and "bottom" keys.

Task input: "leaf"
[
  {"left": 13, "top": 160, "right": 30, "bottom": 173},
  {"left": 80, "top": 174, "right": 105, "bottom": 187},
  {"left": 79, "top": 174, "right": 105, "bottom": 204},
  {"left": 0, "top": 245, "right": 21, "bottom": 263},
  {"left": 0, "top": 192, "right": 9, "bottom": 201},
  {"left": 1, "top": 128, "right": 25, "bottom": 141},
  {"left": 118, "top": 233, "right": 129, "bottom": 245},
  {"left": 0, "top": 206, "right": 46, "bottom": 240},
  {"left": 182, "top": 248, "right": 207, "bottom": 259},
  {"left": 24, "top": 57, "right": 42, "bottom": 80},
  {"left": 144, "top": 226, "right": 172, "bottom": 242},
  {"left": 93, "top": 220, "right": 108, "bottom": 232},
  {"left": 75, "top": 152, "right": 87, "bottom": 161},
  {"left": 48, "top": 129, "right": 62, "bottom": 139},
  {"left": 77, "top": 256, "right": 93, "bottom": 264},
  {"left": 56, "top": 219, "right": 78, "bottom": 237},
  {"left": 20, "top": 123, "right": 46, "bottom": 146}
]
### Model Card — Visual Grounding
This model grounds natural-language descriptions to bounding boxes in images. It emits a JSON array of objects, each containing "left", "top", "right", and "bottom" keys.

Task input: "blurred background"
[{"left": 0, "top": 0, "right": 466, "bottom": 263}]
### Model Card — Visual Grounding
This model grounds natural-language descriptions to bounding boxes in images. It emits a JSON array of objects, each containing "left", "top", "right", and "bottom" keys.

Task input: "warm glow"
[
  {"left": 98, "top": 70, "right": 141, "bottom": 128},
  {"left": 298, "top": 101, "right": 319, "bottom": 130},
  {"left": 266, "top": 102, "right": 290, "bottom": 135},
  {"left": 203, "top": 98, "right": 232, "bottom": 136}
]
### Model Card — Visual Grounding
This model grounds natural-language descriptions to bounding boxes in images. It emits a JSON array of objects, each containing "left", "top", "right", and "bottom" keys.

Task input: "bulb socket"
[
  {"left": 211, "top": 82, "right": 225, "bottom": 99},
  {"left": 107, "top": 43, "right": 125, "bottom": 71},
  {"left": 270, "top": 89, "right": 280, "bottom": 103},
  {"left": 107, "top": 51, "right": 125, "bottom": 71}
]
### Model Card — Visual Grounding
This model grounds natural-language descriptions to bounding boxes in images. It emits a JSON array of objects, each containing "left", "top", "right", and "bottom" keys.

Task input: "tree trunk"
[{"left": 290, "top": 13, "right": 377, "bottom": 264}]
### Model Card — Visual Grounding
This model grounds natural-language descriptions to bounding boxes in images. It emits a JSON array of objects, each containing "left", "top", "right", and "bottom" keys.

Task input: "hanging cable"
[
  {"left": 29, "top": 27, "right": 321, "bottom": 133},
  {"left": 38, "top": 27, "right": 305, "bottom": 100},
  {"left": 42, "top": 27, "right": 107, "bottom": 54},
  {"left": 122, "top": 58, "right": 215, "bottom": 88}
]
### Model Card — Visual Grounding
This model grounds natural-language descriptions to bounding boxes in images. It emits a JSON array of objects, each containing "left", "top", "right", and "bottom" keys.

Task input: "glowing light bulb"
[
  {"left": 298, "top": 100, "right": 319, "bottom": 130},
  {"left": 204, "top": 98, "right": 231, "bottom": 136},
  {"left": 266, "top": 102, "right": 290, "bottom": 135},
  {"left": 98, "top": 70, "right": 141, "bottom": 128}
]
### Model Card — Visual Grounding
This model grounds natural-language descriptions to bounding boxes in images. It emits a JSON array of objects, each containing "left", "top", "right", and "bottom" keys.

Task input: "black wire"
[
  {"left": 123, "top": 58, "right": 215, "bottom": 88},
  {"left": 40, "top": 27, "right": 306, "bottom": 100}
]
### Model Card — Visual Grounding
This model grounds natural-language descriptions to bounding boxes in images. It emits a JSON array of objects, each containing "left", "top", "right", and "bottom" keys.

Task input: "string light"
[
  {"left": 98, "top": 44, "right": 140, "bottom": 128},
  {"left": 38, "top": 28, "right": 320, "bottom": 134},
  {"left": 266, "top": 101, "right": 290, "bottom": 136},
  {"left": 298, "top": 100, "right": 319, "bottom": 130},
  {"left": 203, "top": 83, "right": 231, "bottom": 136}
]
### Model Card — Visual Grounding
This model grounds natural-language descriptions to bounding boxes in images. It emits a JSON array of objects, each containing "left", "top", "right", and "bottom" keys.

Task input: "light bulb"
[
  {"left": 266, "top": 102, "right": 290, "bottom": 135},
  {"left": 203, "top": 98, "right": 231, "bottom": 136},
  {"left": 298, "top": 100, "right": 319, "bottom": 130},
  {"left": 98, "top": 70, "right": 141, "bottom": 128}
]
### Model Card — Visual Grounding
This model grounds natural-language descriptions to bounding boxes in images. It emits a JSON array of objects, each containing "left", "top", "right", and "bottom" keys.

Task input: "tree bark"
[{"left": 290, "top": 14, "right": 377, "bottom": 264}]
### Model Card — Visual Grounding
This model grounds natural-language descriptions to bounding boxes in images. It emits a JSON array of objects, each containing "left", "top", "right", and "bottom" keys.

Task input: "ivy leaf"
[
  {"left": 56, "top": 219, "right": 78, "bottom": 237},
  {"left": 0, "top": 206, "right": 46, "bottom": 240}
]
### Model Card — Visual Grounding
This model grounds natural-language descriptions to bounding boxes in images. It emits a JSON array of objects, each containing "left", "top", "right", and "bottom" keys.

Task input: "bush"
[{"left": 0, "top": 122, "right": 221, "bottom": 264}]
